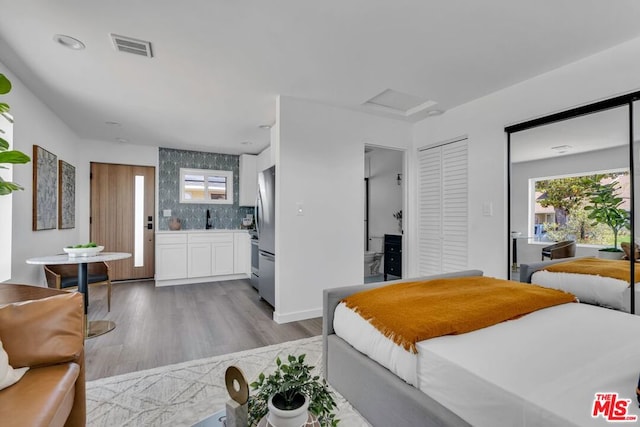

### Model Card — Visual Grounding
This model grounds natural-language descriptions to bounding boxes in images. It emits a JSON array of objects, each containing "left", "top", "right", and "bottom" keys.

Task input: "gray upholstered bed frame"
[
  {"left": 519, "top": 257, "right": 585, "bottom": 283},
  {"left": 322, "top": 270, "right": 483, "bottom": 427}
]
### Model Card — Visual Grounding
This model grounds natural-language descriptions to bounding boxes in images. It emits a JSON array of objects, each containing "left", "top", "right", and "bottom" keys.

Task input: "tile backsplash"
[{"left": 158, "top": 147, "right": 254, "bottom": 230}]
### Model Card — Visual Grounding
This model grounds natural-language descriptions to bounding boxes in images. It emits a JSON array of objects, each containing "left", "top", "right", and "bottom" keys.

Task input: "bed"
[
  {"left": 520, "top": 257, "right": 640, "bottom": 312},
  {"left": 323, "top": 270, "right": 640, "bottom": 427}
]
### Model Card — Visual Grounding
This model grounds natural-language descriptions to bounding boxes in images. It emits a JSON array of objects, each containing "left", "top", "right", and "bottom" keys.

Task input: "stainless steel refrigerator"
[{"left": 257, "top": 165, "right": 276, "bottom": 307}]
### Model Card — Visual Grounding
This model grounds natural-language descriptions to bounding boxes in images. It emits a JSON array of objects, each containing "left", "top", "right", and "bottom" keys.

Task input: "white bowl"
[{"left": 63, "top": 246, "right": 104, "bottom": 258}]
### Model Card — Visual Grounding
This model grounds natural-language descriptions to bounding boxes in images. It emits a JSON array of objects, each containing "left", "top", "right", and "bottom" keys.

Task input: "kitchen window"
[{"left": 179, "top": 168, "right": 234, "bottom": 204}]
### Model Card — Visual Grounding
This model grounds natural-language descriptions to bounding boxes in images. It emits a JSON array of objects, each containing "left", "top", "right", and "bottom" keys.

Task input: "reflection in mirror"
[
  {"left": 634, "top": 101, "right": 640, "bottom": 260},
  {"left": 179, "top": 168, "right": 234, "bottom": 204},
  {"left": 509, "top": 106, "right": 630, "bottom": 275}
]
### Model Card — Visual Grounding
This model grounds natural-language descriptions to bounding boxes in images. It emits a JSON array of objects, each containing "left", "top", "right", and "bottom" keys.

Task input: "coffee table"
[
  {"left": 191, "top": 409, "right": 226, "bottom": 427},
  {"left": 190, "top": 410, "right": 318, "bottom": 426}
]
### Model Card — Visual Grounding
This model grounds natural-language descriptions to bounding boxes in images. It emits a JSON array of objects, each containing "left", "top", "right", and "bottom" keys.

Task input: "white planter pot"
[
  {"left": 597, "top": 250, "right": 625, "bottom": 260},
  {"left": 267, "top": 394, "right": 309, "bottom": 427}
]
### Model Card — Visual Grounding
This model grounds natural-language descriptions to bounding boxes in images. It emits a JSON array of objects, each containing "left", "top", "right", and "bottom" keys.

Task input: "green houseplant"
[
  {"left": 393, "top": 210, "right": 402, "bottom": 233},
  {"left": 248, "top": 354, "right": 338, "bottom": 427},
  {"left": 584, "top": 178, "right": 630, "bottom": 258},
  {"left": 0, "top": 73, "right": 30, "bottom": 195}
]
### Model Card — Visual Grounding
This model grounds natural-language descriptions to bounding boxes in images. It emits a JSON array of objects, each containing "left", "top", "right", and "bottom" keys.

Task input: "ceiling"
[
  {"left": 510, "top": 106, "right": 630, "bottom": 163},
  {"left": 2, "top": 1, "right": 640, "bottom": 155}
]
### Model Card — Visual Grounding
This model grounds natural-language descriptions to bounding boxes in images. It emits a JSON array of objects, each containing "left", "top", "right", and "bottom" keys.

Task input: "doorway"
[
  {"left": 90, "top": 162, "right": 155, "bottom": 281},
  {"left": 364, "top": 146, "right": 404, "bottom": 283}
]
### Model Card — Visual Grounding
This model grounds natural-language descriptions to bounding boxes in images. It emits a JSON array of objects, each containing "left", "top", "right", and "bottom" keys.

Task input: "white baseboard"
[
  {"left": 272, "top": 307, "right": 323, "bottom": 324},
  {"left": 155, "top": 273, "right": 249, "bottom": 287}
]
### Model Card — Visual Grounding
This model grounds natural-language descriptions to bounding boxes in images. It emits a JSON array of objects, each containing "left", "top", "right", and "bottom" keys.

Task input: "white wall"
[
  {"left": 2, "top": 58, "right": 158, "bottom": 284},
  {"left": 511, "top": 146, "right": 628, "bottom": 266},
  {"left": 366, "top": 148, "right": 403, "bottom": 256},
  {"left": 2, "top": 61, "right": 82, "bottom": 284},
  {"left": 0, "top": 113, "right": 14, "bottom": 281},
  {"left": 413, "top": 35, "right": 640, "bottom": 279},
  {"left": 75, "top": 138, "right": 158, "bottom": 246},
  {"left": 274, "top": 96, "right": 412, "bottom": 322}
]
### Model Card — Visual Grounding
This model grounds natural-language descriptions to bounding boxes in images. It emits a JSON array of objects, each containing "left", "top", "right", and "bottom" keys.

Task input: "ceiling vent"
[
  {"left": 110, "top": 34, "right": 153, "bottom": 58},
  {"left": 363, "top": 89, "right": 437, "bottom": 117}
]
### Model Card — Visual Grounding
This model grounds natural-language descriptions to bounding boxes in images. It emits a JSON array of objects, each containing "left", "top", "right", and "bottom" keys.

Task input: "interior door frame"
[
  {"left": 505, "top": 91, "right": 638, "bottom": 313},
  {"left": 364, "top": 144, "right": 407, "bottom": 278}
]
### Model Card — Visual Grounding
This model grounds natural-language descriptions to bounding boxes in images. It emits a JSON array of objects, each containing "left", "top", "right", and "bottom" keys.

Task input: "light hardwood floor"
[{"left": 84, "top": 279, "right": 322, "bottom": 381}]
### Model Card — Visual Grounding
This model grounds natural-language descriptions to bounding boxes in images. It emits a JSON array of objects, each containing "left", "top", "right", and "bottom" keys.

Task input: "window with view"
[
  {"left": 531, "top": 170, "right": 630, "bottom": 247},
  {"left": 179, "top": 168, "right": 234, "bottom": 205}
]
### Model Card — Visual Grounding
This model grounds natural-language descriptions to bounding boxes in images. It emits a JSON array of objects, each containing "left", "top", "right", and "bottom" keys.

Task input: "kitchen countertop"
[{"left": 156, "top": 229, "right": 250, "bottom": 234}]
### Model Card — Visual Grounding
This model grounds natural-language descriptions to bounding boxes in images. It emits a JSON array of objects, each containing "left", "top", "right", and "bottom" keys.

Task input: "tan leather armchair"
[
  {"left": 541, "top": 240, "right": 576, "bottom": 260},
  {"left": 44, "top": 262, "right": 112, "bottom": 312},
  {"left": 0, "top": 284, "right": 86, "bottom": 427},
  {"left": 621, "top": 242, "right": 640, "bottom": 261}
]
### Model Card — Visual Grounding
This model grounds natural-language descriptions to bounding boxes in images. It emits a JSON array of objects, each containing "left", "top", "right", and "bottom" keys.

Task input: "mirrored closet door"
[{"left": 508, "top": 95, "right": 638, "bottom": 313}]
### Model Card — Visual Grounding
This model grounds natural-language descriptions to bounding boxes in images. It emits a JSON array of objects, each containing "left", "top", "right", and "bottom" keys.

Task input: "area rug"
[{"left": 86, "top": 336, "right": 371, "bottom": 426}]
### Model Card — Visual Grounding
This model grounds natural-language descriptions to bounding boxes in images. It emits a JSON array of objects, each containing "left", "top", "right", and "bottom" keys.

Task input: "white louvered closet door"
[{"left": 418, "top": 139, "right": 468, "bottom": 275}]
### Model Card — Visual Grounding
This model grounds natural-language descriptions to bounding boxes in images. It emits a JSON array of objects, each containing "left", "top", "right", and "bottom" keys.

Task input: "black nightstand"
[{"left": 384, "top": 234, "right": 402, "bottom": 280}]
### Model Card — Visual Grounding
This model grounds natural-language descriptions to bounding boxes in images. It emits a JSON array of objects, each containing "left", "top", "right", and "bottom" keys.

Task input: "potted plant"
[
  {"left": 248, "top": 354, "right": 338, "bottom": 427},
  {"left": 393, "top": 210, "right": 402, "bottom": 233},
  {"left": 584, "top": 178, "right": 630, "bottom": 259},
  {"left": 0, "top": 73, "right": 30, "bottom": 195}
]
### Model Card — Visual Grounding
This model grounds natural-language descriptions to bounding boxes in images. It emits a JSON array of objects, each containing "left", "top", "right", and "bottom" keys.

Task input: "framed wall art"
[
  {"left": 32, "top": 145, "right": 57, "bottom": 231},
  {"left": 58, "top": 159, "right": 75, "bottom": 229}
]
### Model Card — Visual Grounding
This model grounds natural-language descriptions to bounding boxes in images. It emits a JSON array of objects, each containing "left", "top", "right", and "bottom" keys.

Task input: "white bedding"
[
  {"left": 531, "top": 270, "right": 640, "bottom": 312},
  {"left": 334, "top": 301, "right": 640, "bottom": 426},
  {"left": 333, "top": 301, "right": 418, "bottom": 385}
]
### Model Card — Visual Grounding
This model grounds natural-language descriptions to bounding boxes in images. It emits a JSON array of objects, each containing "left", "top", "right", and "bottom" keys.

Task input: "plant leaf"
[
  {"left": 0, "top": 180, "right": 23, "bottom": 195},
  {"left": 0, "top": 137, "right": 8, "bottom": 150},
  {"left": 0, "top": 103, "right": 9, "bottom": 113},
  {"left": 0, "top": 74, "right": 10, "bottom": 95},
  {"left": 0, "top": 150, "right": 30, "bottom": 164}
]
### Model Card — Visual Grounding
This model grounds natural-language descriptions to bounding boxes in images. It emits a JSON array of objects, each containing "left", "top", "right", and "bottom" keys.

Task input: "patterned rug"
[{"left": 86, "top": 336, "right": 371, "bottom": 426}]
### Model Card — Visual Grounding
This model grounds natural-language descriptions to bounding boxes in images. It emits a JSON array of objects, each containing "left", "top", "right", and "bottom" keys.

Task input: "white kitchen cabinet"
[
  {"left": 212, "top": 234, "right": 235, "bottom": 275},
  {"left": 155, "top": 233, "right": 188, "bottom": 280},
  {"left": 156, "top": 230, "right": 249, "bottom": 286},
  {"left": 188, "top": 242, "right": 212, "bottom": 278},
  {"left": 233, "top": 232, "right": 251, "bottom": 275},
  {"left": 257, "top": 146, "right": 274, "bottom": 173},
  {"left": 188, "top": 232, "right": 234, "bottom": 277},
  {"left": 239, "top": 154, "right": 257, "bottom": 207}
]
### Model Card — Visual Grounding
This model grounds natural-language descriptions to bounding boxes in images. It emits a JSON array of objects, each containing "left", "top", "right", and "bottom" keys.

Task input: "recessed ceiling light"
[
  {"left": 105, "top": 121, "right": 121, "bottom": 126},
  {"left": 241, "top": 141, "right": 253, "bottom": 145},
  {"left": 259, "top": 124, "right": 272, "bottom": 130},
  {"left": 53, "top": 34, "right": 85, "bottom": 50},
  {"left": 115, "top": 137, "right": 129, "bottom": 143}
]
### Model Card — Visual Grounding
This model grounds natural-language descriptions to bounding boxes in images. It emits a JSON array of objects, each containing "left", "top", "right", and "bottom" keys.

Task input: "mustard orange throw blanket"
[
  {"left": 341, "top": 276, "right": 575, "bottom": 353},
  {"left": 541, "top": 257, "right": 640, "bottom": 284}
]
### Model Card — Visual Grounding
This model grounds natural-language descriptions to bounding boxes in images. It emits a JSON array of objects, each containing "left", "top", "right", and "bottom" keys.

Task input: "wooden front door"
[{"left": 90, "top": 162, "right": 155, "bottom": 280}]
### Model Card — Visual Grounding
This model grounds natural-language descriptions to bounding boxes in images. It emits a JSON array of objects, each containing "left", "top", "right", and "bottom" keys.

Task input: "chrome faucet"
[{"left": 206, "top": 209, "right": 212, "bottom": 229}]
